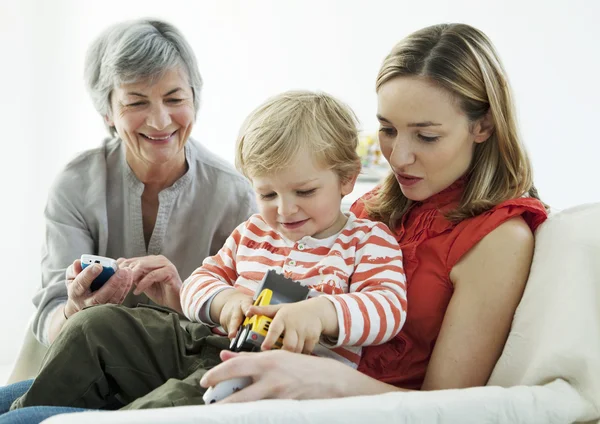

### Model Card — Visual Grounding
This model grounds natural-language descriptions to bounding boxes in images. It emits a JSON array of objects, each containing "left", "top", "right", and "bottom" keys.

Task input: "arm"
[
  {"left": 180, "top": 221, "right": 252, "bottom": 333},
  {"left": 34, "top": 163, "right": 132, "bottom": 345},
  {"left": 201, "top": 349, "right": 405, "bottom": 403},
  {"left": 421, "top": 216, "right": 534, "bottom": 390},
  {"left": 321, "top": 223, "right": 407, "bottom": 347},
  {"left": 250, "top": 223, "right": 407, "bottom": 352}
]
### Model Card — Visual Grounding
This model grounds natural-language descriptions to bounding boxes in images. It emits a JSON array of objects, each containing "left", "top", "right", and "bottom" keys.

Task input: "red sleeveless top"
[{"left": 351, "top": 179, "right": 548, "bottom": 390}]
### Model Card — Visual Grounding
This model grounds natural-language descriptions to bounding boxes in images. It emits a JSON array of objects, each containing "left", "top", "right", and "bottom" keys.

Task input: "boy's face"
[{"left": 251, "top": 150, "right": 356, "bottom": 242}]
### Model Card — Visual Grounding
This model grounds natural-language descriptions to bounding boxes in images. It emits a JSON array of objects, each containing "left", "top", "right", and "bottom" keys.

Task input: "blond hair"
[
  {"left": 235, "top": 90, "right": 361, "bottom": 182},
  {"left": 366, "top": 23, "right": 547, "bottom": 228}
]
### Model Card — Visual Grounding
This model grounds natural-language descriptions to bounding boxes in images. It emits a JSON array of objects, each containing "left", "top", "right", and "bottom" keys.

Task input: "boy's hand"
[
  {"left": 218, "top": 290, "right": 254, "bottom": 338},
  {"left": 246, "top": 297, "right": 338, "bottom": 354}
]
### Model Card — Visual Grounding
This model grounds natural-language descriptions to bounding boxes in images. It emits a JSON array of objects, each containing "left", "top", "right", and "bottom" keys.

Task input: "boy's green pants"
[{"left": 11, "top": 304, "right": 229, "bottom": 410}]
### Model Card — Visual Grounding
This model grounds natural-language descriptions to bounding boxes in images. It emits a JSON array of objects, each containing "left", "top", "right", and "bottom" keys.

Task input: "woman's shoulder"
[
  {"left": 51, "top": 138, "right": 118, "bottom": 194},
  {"left": 446, "top": 197, "right": 548, "bottom": 270}
]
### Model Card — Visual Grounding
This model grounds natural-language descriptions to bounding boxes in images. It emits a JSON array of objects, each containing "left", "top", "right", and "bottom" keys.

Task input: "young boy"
[
  {"left": 12, "top": 91, "right": 406, "bottom": 411},
  {"left": 181, "top": 90, "right": 407, "bottom": 369}
]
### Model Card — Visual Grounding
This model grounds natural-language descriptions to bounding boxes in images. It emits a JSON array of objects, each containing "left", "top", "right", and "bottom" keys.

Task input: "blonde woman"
[{"left": 200, "top": 23, "right": 549, "bottom": 401}]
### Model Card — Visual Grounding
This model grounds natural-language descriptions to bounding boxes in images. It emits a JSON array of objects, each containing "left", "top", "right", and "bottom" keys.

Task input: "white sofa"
[{"left": 19, "top": 203, "right": 600, "bottom": 423}]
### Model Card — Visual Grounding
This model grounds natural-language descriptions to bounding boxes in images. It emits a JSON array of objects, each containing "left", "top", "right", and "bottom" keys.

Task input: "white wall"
[{"left": 1, "top": 0, "right": 598, "bottom": 369}]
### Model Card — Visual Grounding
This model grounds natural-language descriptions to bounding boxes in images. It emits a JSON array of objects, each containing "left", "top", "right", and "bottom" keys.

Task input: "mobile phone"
[{"left": 80, "top": 254, "right": 118, "bottom": 292}]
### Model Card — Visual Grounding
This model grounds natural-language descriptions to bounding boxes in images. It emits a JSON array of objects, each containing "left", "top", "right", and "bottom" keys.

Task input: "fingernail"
[
  {"left": 93, "top": 264, "right": 102, "bottom": 272},
  {"left": 116, "top": 269, "right": 127, "bottom": 278},
  {"left": 200, "top": 376, "right": 207, "bottom": 387}
]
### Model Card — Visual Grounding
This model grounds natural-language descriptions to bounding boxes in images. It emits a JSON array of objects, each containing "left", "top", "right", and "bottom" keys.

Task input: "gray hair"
[{"left": 84, "top": 19, "right": 203, "bottom": 135}]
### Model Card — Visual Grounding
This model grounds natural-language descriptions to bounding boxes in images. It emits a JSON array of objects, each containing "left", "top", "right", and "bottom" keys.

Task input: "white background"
[{"left": 0, "top": 0, "right": 598, "bottom": 378}]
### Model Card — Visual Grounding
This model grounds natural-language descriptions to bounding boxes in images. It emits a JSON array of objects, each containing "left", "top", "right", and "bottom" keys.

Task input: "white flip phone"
[{"left": 80, "top": 254, "right": 118, "bottom": 292}]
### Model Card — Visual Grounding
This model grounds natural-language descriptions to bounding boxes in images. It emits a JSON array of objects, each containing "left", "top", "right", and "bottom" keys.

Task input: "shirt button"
[
  {"left": 297, "top": 243, "right": 305, "bottom": 251},
  {"left": 288, "top": 260, "right": 296, "bottom": 266}
]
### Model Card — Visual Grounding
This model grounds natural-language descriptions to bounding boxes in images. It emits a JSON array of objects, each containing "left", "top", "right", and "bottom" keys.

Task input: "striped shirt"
[{"left": 181, "top": 213, "right": 407, "bottom": 368}]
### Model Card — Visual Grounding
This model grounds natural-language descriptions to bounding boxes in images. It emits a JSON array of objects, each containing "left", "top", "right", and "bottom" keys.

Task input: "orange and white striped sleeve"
[
  {"left": 322, "top": 221, "right": 407, "bottom": 347},
  {"left": 180, "top": 220, "right": 247, "bottom": 324}
]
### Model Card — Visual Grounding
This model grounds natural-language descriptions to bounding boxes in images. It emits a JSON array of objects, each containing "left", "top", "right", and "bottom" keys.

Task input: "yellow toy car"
[{"left": 230, "top": 270, "right": 310, "bottom": 352}]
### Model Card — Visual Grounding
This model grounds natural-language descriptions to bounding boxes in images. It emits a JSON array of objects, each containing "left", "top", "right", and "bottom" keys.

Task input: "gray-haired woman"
[{"left": 0, "top": 18, "right": 256, "bottom": 423}]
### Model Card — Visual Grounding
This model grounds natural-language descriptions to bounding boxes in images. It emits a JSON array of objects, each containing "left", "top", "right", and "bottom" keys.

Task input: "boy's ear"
[
  {"left": 341, "top": 172, "right": 359, "bottom": 196},
  {"left": 473, "top": 110, "right": 495, "bottom": 144}
]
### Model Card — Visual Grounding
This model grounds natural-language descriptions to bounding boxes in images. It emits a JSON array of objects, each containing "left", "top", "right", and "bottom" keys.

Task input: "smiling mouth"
[
  {"left": 280, "top": 219, "right": 309, "bottom": 229},
  {"left": 140, "top": 131, "right": 176, "bottom": 142}
]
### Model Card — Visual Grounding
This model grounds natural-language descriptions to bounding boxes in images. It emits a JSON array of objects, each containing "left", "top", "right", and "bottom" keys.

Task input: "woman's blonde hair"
[
  {"left": 236, "top": 90, "right": 361, "bottom": 183},
  {"left": 366, "top": 23, "right": 547, "bottom": 228}
]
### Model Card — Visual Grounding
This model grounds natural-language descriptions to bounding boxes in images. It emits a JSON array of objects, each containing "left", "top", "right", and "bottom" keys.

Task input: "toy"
[
  {"left": 229, "top": 270, "right": 310, "bottom": 352},
  {"left": 202, "top": 376, "right": 253, "bottom": 404},
  {"left": 204, "top": 271, "right": 310, "bottom": 404}
]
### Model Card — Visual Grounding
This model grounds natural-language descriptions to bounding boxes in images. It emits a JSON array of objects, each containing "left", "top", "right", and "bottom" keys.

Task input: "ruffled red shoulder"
[
  {"left": 350, "top": 188, "right": 378, "bottom": 220},
  {"left": 446, "top": 197, "right": 548, "bottom": 271}
]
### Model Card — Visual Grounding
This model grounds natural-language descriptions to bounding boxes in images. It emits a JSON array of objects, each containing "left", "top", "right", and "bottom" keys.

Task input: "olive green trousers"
[{"left": 11, "top": 304, "right": 228, "bottom": 410}]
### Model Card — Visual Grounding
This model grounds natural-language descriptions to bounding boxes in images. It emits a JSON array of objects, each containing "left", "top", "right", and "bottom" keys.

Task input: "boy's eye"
[
  {"left": 260, "top": 192, "right": 277, "bottom": 200},
  {"left": 297, "top": 189, "right": 316, "bottom": 196},
  {"left": 378, "top": 127, "right": 396, "bottom": 137}
]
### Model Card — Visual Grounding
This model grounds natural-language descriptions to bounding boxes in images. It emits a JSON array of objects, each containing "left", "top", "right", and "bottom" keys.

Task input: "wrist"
[
  {"left": 314, "top": 297, "right": 339, "bottom": 337},
  {"left": 209, "top": 287, "right": 236, "bottom": 323}
]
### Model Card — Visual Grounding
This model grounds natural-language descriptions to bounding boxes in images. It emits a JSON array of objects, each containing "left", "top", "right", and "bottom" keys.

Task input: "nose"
[
  {"left": 388, "top": 136, "right": 416, "bottom": 169},
  {"left": 277, "top": 195, "right": 298, "bottom": 217},
  {"left": 146, "top": 103, "right": 171, "bottom": 130}
]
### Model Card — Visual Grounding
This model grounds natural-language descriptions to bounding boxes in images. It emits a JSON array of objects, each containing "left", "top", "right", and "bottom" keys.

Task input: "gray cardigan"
[{"left": 32, "top": 137, "right": 257, "bottom": 345}]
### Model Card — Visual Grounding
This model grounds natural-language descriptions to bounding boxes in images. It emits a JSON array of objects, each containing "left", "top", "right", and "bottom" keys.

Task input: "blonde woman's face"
[
  {"left": 377, "top": 76, "right": 487, "bottom": 202},
  {"left": 106, "top": 67, "right": 194, "bottom": 172},
  {"left": 251, "top": 150, "right": 355, "bottom": 242}
]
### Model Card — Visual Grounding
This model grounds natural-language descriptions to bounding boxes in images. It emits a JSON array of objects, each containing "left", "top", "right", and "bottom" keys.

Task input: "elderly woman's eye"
[
  {"left": 127, "top": 101, "right": 146, "bottom": 107},
  {"left": 167, "top": 98, "right": 183, "bottom": 104}
]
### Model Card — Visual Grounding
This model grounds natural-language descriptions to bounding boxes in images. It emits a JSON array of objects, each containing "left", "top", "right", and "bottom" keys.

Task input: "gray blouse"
[{"left": 32, "top": 137, "right": 257, "bottom": 345}]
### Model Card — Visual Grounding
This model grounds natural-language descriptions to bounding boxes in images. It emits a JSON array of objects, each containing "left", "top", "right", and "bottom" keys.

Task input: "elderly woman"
[{"left": 0, "top": 18, "right": 255, "bottom": 423}]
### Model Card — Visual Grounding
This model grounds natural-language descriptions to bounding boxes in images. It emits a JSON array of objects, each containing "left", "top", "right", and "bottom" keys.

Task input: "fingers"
[
  {"left": 246, "top": 304, "right": 282, "bottom": 318},
  {"left": 200, "top": 351, "right": 256, "bottom": 388},
  {"left": 227, "top": 307, "right": 245, "bottom": 338},
  {"left": 66, "top": 260, "right": 83, "bottom": 281},
  {"left": 282, "top": 329, "right": 301, "bottom": 353},
  {"left": 133, "top": 268, "right": 164, "bottom": 295},
  {"left": 261, "top": 317, "right": 285, "bottom": 351},
  {"left": 69, "top": 264, "right": 103, "bottom": 298},
  {"left": 92, "top": 268, "right": 132, "bottom": 305},
  {"left": 219, "top": 350, "right": 241, "bottom": 362},
  {"left": 218, "top": 380, "right": 272, "bottom": 404},
  {"left": 302, "top": 335, "right": 318, "bottom": 355}
]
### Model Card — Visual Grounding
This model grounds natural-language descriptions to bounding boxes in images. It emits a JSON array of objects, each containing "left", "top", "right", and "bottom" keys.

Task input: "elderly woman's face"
[{"left": 106, "top": 67, "right": 194, "bottom": 169}]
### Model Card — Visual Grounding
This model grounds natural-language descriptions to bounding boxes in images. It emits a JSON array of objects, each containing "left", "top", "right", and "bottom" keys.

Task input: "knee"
[{"left": 63, "top": 304, "right": 126, "bottom": 340}]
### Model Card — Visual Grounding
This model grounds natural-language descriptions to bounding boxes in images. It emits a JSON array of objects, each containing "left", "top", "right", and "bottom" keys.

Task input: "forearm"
[
  {"left": 312, "top": 297, "right": 339, "bottom": 338},
  {"left": 208, "top": 287, "right": 237, "bottom": 323},
  {"left": 329, "top": 358, "right": 408, "bottom": 397}
]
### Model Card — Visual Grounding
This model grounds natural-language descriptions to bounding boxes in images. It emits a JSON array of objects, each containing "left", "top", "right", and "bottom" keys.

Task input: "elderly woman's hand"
[
  {"left": 200, "top": 349, "right": 389, "bottom": 403},
  {"left": 117, "top": 255, "right": 183, "bottom": 313},
  {"left": 63, "top": 259, "right": 133, "bottom": 319}
]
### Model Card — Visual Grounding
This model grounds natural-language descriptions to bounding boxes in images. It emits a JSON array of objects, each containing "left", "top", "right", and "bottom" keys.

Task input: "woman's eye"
[
  {"left": 417, "top": 134, "right": 440, "bottom": 143},
  {"left": 297, "top": 189, "right": 316, "bottom": 197},
  {"left": 166, "top": 98, "right": 183, "bottom": 104},
  {"left": 260, "top": 193, "right": 276, "bottom": 200},
  {"left": 378, "top": 127, "right": 396, "bottom": 137},
  {"left": 127, "top": 102, "right": 146, "bottom": 107}
]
